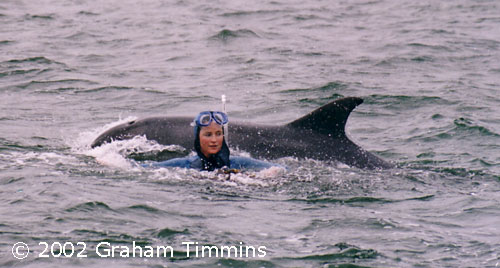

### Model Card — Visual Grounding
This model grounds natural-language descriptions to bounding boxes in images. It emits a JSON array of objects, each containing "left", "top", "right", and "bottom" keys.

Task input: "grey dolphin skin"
[{"left": 91, "top": 97, "right": 393, "bottom": 169}]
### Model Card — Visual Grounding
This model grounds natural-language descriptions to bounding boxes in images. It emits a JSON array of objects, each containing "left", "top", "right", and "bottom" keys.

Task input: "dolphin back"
[{"left": 90, "top": 117, "right": 193, "bottom": 148}]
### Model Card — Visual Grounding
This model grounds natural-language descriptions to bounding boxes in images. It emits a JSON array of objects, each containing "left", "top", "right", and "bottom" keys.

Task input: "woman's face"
[{"left": 199, "top": 122, "right": 224, "bottom": 158}]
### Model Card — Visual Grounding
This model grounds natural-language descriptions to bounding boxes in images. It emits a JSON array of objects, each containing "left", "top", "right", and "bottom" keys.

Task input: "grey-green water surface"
[{"left": 1, "top": 0, "right": 499, "bottom": 267}]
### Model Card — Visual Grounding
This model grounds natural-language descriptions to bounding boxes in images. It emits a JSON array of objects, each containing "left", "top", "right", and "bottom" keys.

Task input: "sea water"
[{"left": 1, "top": 0, "right": 499, "bottom": 267}]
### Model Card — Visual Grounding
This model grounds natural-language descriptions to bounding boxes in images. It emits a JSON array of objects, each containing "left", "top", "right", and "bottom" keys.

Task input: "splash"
[{"left": 70, "top": 116, "right": 185, "bottom": 170}]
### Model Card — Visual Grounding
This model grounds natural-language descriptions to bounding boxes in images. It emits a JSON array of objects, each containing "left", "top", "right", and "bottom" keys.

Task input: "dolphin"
[{"left": 91, "top": 97, "right": 393, "bottom": 169}]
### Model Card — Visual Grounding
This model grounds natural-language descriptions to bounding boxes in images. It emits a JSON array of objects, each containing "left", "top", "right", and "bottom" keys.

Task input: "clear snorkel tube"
[{"left": 221, "top": 94, "right": 228, "bottom": 144}]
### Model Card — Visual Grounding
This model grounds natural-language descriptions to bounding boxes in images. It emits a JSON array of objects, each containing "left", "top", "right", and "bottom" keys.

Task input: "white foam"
[
  {"left": 84, "top": 135, "right": 187, "bottom": 170},
  {"left": 68, "top": 116, "right": 138, "bottom": 152},
  {"left": 69, "top": 117, "right": 187, "bottom": 170},
  {"left": 144, "top": 163, "right": 287, "bottom": 187},
  {"left": 1, "top": 151, "right": 79, "bottom": 169}
]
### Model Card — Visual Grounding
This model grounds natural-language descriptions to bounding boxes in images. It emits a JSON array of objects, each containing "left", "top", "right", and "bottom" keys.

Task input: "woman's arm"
[{"left": 142, "top": 156, "right": 193, "bottom": 169}]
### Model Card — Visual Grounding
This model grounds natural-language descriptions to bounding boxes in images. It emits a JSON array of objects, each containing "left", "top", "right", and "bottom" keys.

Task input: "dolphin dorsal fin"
[{"left": 288, "top": 97, "right": 363, "bottom": 136}]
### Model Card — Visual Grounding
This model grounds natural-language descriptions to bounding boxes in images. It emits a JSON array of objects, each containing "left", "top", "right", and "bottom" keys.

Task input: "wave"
[
  {"left": 453, "top": 117, "right": 499, "bottom": 137},
  {"left": 5, "top": 56, "right": 62, "bottom": 65},
  {"left": 278, "top": 81, "right": 348, "bottom": 106},
  {"left": 221, "top": 9, "right": 285, "bottom": 18},
  {"left": 24, "top": 13, "right": 56, "bottom": 20},
  {"left": 156, "top": 227, "right": 189, "bottom": 238},
  {"left": 209, "top": 29, "right": 260, "bottom": 42},
  {"left": 282, "top": 242, "right": 378, "bottom": 261},
  {"left": 0, "top": 40, "right": 14, "bottom": 45},
  {"left": 289, "top": 194, "right": 434, "bottom": 205},
  {"left": 70, "top": 229, "right": 150, "bottom": 247},
  {"left": 0, "top": 57, "right": 69, "bottom": 84},
  {"left": 15, "top": 79, "right": 98, "bottom": 91},
  {"left": 366, "top": 94, "right": 452, "bottom": 107},
  {"left": 65, "top": 201, "right": 114, "bottom": 213}
]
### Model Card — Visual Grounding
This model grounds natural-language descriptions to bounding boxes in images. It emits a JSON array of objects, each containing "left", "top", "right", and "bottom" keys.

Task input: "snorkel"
[{"left": 221, "top": 94, "right": 229, "bottom": 144}]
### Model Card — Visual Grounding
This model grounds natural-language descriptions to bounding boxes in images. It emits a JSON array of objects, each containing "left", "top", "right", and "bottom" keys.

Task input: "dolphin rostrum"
[{"left": 91, "top": 97, "right": 393, "bottom": 169}]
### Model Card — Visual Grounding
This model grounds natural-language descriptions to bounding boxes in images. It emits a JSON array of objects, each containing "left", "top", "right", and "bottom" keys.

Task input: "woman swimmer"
[{"left": 143, "top": 111, "right": 282, "bottom": 172}]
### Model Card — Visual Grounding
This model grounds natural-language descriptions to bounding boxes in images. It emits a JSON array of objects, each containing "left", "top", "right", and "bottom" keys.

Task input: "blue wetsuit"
[{"left": 143, "top": 155, "right": 281, "bottom": 171}]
